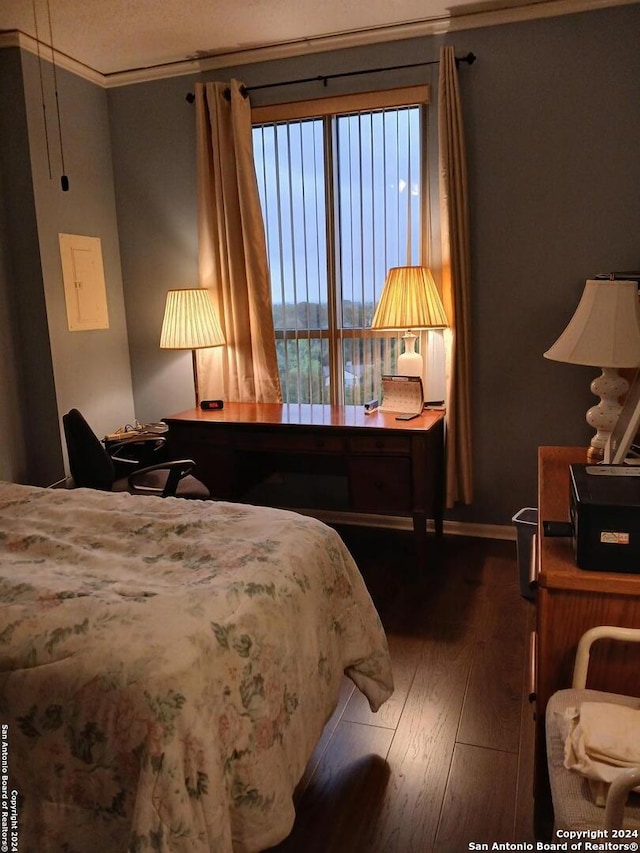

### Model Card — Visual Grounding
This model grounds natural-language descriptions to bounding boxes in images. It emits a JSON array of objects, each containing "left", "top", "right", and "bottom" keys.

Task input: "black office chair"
[{"left": 62, "top": 409, "right": 210, "bottom": 499}]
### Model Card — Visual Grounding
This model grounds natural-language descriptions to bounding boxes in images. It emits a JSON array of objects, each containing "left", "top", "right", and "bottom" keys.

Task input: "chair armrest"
[
  {"left": 605, "top": 766, "right": 640, "bottom": 831},
  {"left": 109, "top": 436, "right": 166, "bottom": 465},
  {"left": 128, "top": 459, "right": 196, "bottom": 497},
  {"left": 573, "top": 626, "right": 640, "bottom": 689}
]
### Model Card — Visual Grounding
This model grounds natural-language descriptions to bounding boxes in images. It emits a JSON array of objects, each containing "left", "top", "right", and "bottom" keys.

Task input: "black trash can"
[{"left": 512, "top": 507, "right": 537, "bottom": 601}]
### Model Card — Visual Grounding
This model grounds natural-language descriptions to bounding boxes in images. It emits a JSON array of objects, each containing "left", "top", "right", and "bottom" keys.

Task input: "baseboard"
[
  {"left": 287, "top": 508, "right": 515, "bottom": 541},
  {"left": 441, "top": 519, "right": 516, "bottom": 541}
]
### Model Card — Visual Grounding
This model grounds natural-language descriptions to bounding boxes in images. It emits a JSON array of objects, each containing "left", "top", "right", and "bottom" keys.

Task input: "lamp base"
[
  {"left": 192, "top": 349, "right": 201, "bottom": 408},
  {"left": 586, "top": 445, "right": 605, "bottom": 463},
  {"left": 397, "top": 332, "right": 423, "bottom": 378},
  {"left": 586, "top": 366, "right": 629, "bottom": 458}
]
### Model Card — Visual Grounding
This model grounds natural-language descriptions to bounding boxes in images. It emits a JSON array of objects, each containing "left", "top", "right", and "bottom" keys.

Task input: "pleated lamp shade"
[
  {"left": 371, "top": 266, "right": 448, "bottom": 378},
  {"left": 544, "top": 279, "right": 640, "bottom": 368},
  {"left": 160, "top": 288, "right": 225, "bottom": 407},
  {"left": 160, "top": 288, "right": 225, "bottom": 350},
  {"left": 371, "top": 267, "right": 449, "bottom": 331}
]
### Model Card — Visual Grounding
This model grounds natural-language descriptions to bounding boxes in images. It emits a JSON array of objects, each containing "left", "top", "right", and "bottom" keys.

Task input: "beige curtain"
[
  {"left": 195, "top": 80, "right": 282, "bottom": 403},
  {"left": 438, "top": 47, "right": 473, "bottom": 506}
]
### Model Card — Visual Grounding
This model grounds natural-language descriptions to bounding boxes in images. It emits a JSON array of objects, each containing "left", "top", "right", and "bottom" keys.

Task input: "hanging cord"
[
  {"left": 45, "top": 0, "right": 69, "bottom": 191},
  {"left": 32, "top": 0, "right": 52, "bottom": 179}
]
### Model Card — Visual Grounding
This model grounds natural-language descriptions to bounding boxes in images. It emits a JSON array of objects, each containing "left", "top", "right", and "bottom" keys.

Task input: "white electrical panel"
[{"left": 59, "top": 233, "right": 109, "bottom": 331}]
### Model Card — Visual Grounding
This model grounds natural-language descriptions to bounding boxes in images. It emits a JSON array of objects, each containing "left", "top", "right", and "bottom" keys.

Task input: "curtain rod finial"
[{"left": 455, "top": 52, "right": 477, "bottom": 69}]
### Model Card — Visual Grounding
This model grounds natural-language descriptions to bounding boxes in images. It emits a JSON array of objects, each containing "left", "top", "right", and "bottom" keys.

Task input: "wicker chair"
[{"left": 545, "top": 626, "right": 640, "bottom": 835}]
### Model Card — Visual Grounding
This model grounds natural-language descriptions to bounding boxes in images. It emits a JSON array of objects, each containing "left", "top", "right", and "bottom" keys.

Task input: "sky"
[{"left": 253, "top": 105, "right": 422, "bottom": 319}]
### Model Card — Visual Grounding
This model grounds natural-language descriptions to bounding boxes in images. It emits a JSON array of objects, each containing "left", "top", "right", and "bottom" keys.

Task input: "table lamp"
[
  {"left": 371, "top": 266, "right": 449, "bottom": 377},
  {"left": 160, "top": 288, "right": 225, "bottom": 407},
  {"left": 544, "top": 278, "right": 640, "bottom": 462}
]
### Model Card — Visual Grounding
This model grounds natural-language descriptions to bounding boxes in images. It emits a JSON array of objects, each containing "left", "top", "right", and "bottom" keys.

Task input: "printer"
[{"left": 570, "top": 464, "right": 640, "bottom": 572}]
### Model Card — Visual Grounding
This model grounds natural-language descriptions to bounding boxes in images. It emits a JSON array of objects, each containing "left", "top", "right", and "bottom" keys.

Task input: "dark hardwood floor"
[{"left": 268, "top": 527, "right": 536, "bottom": 853}]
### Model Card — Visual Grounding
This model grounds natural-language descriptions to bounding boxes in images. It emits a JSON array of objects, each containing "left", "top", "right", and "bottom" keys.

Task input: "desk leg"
[
  {"left": 412, "top": 511, "right": 428, "bottom": 567},
  {"left": 433, "top": 503, "right": 444, "bottom": 538},
  {"left": 433, "top": 430, "right": 445, "bottom": 539},
  {"left": 411, "top": 420, "right": 445, "bottom": 549}
]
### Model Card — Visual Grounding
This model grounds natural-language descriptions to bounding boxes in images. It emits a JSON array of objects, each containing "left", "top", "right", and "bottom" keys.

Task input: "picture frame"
[{"left": 604, "top": 371, "right": 640, "bottom": 464}]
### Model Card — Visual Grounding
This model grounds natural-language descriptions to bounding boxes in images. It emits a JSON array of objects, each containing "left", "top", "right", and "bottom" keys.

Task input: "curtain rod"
[{"left": 185, "top": 52, "right": 476, "bottom": 103}]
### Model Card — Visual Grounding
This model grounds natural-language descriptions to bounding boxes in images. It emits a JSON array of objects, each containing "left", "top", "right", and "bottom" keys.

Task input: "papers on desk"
[{"left": 104, "top": 422, "right": 168, "bottom": 443}]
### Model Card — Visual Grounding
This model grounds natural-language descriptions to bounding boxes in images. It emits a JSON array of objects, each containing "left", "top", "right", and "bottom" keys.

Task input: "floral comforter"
[{"left": 0, "top": 482, "right": 393, "bottom": 853}]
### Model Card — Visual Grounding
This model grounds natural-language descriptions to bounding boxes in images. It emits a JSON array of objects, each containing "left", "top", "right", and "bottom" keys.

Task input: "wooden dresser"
[{"left": 533, "top": 446, "right": 640, "bottom": 836}]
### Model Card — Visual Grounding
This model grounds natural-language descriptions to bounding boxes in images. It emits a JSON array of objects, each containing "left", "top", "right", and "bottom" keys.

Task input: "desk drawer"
[
  {"left": 167, "top": 423, "right": 231, "bottom": 447},
  {"left": 350, "top": 457, "right": 412, "bottom": 513},
  {"left": 350, "top": 435, "right": 410, "bottom": 455},
  {"left": 236, "top": 431, "right": 345, "bottom": 454}
]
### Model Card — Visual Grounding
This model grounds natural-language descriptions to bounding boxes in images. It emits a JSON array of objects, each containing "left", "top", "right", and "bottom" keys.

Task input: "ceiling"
[{"left": 0, "top": 0, "right": 635, "bottom": 79}]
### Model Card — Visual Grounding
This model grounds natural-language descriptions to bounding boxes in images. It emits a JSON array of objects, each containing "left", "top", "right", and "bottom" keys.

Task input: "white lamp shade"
[
  {"left": 160, "top": 288, "right": 225, "bottom": 350},
  {"left": 544, "top": 279, "right": 640, "bottom": 368},
  {"left": 371, "top": 267, "right": 449, "bottom": 330}
]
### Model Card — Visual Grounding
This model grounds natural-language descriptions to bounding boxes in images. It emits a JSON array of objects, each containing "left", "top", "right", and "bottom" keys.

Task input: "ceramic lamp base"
[
  {"left": 586, "top": 366, "right": 629, "bottom": 458},
  {"left": 397, "top": 331, "right": 423, "bottom": 378}
]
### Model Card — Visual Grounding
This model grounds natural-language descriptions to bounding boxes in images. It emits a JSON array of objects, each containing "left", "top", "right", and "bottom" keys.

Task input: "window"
[{"left": 252, "top": 87, "right": 429, "bottom": 405}]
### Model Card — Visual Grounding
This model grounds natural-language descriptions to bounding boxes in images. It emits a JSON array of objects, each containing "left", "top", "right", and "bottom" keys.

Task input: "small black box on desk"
[{"left": 570, "top": 464, "right": 640, "bottom": 573}]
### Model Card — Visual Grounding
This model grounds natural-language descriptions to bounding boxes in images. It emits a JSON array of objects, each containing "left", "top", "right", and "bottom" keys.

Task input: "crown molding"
[
  {"left": 191, "top": 0, "right": 639, "bottom": 72},
  {"left": 1, "top": 0, "right": 638, "bottom": 90},
  {"left": 0, "top": 30, "right": 104, "bottom": 86}
]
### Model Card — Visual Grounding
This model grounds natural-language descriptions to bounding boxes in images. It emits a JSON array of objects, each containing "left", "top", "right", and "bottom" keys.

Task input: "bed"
[{"left": 0, "top": 481, "right": 393, "bottom": 853}]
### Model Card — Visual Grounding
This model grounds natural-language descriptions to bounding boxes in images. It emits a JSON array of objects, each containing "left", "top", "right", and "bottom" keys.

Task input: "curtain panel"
[
  {"left": 195, "top": 80, "right": 282, "bottom": 403},
  {"left": 438, "top": 47, "right": 474, "bottom": 506}
]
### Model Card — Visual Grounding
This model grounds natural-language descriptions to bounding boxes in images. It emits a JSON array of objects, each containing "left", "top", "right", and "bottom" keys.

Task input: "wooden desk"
[
  {"left": 163, "top": 403, "right": 445, "bottom": 565},
  {"left": 533, "top": 446, "right": 640, "bottom": 837}
]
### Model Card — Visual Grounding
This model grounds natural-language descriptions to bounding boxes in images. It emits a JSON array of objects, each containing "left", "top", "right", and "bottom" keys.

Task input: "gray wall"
[
  {"left": 0, "top": 47, "right": 135, "bottom": 485},
  {"left": 109, "top": 4, "right": 640, "bottom": 526},
  {"left": 21, "top": 51, "right": 136, "bottom": 451},
  {"left": 109, "top": 73, "right": 201, "bottom": 421},
  {"left": 461, "top": 8, "right": 640, "bottom": 523},
  {"left": 0, "top": 159, "right": 25, "bottom": 482},
  {"left": 0, "top": 47, "right": 60, "bottom": 485},
  {"left": 0, "top": 123, "right": 27, "bottom": 483}
]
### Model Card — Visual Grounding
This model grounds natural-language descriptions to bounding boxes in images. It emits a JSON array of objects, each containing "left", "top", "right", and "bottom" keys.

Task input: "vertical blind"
[{"left": 253, "top": 96, "right": 426, "bottom": 405}]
